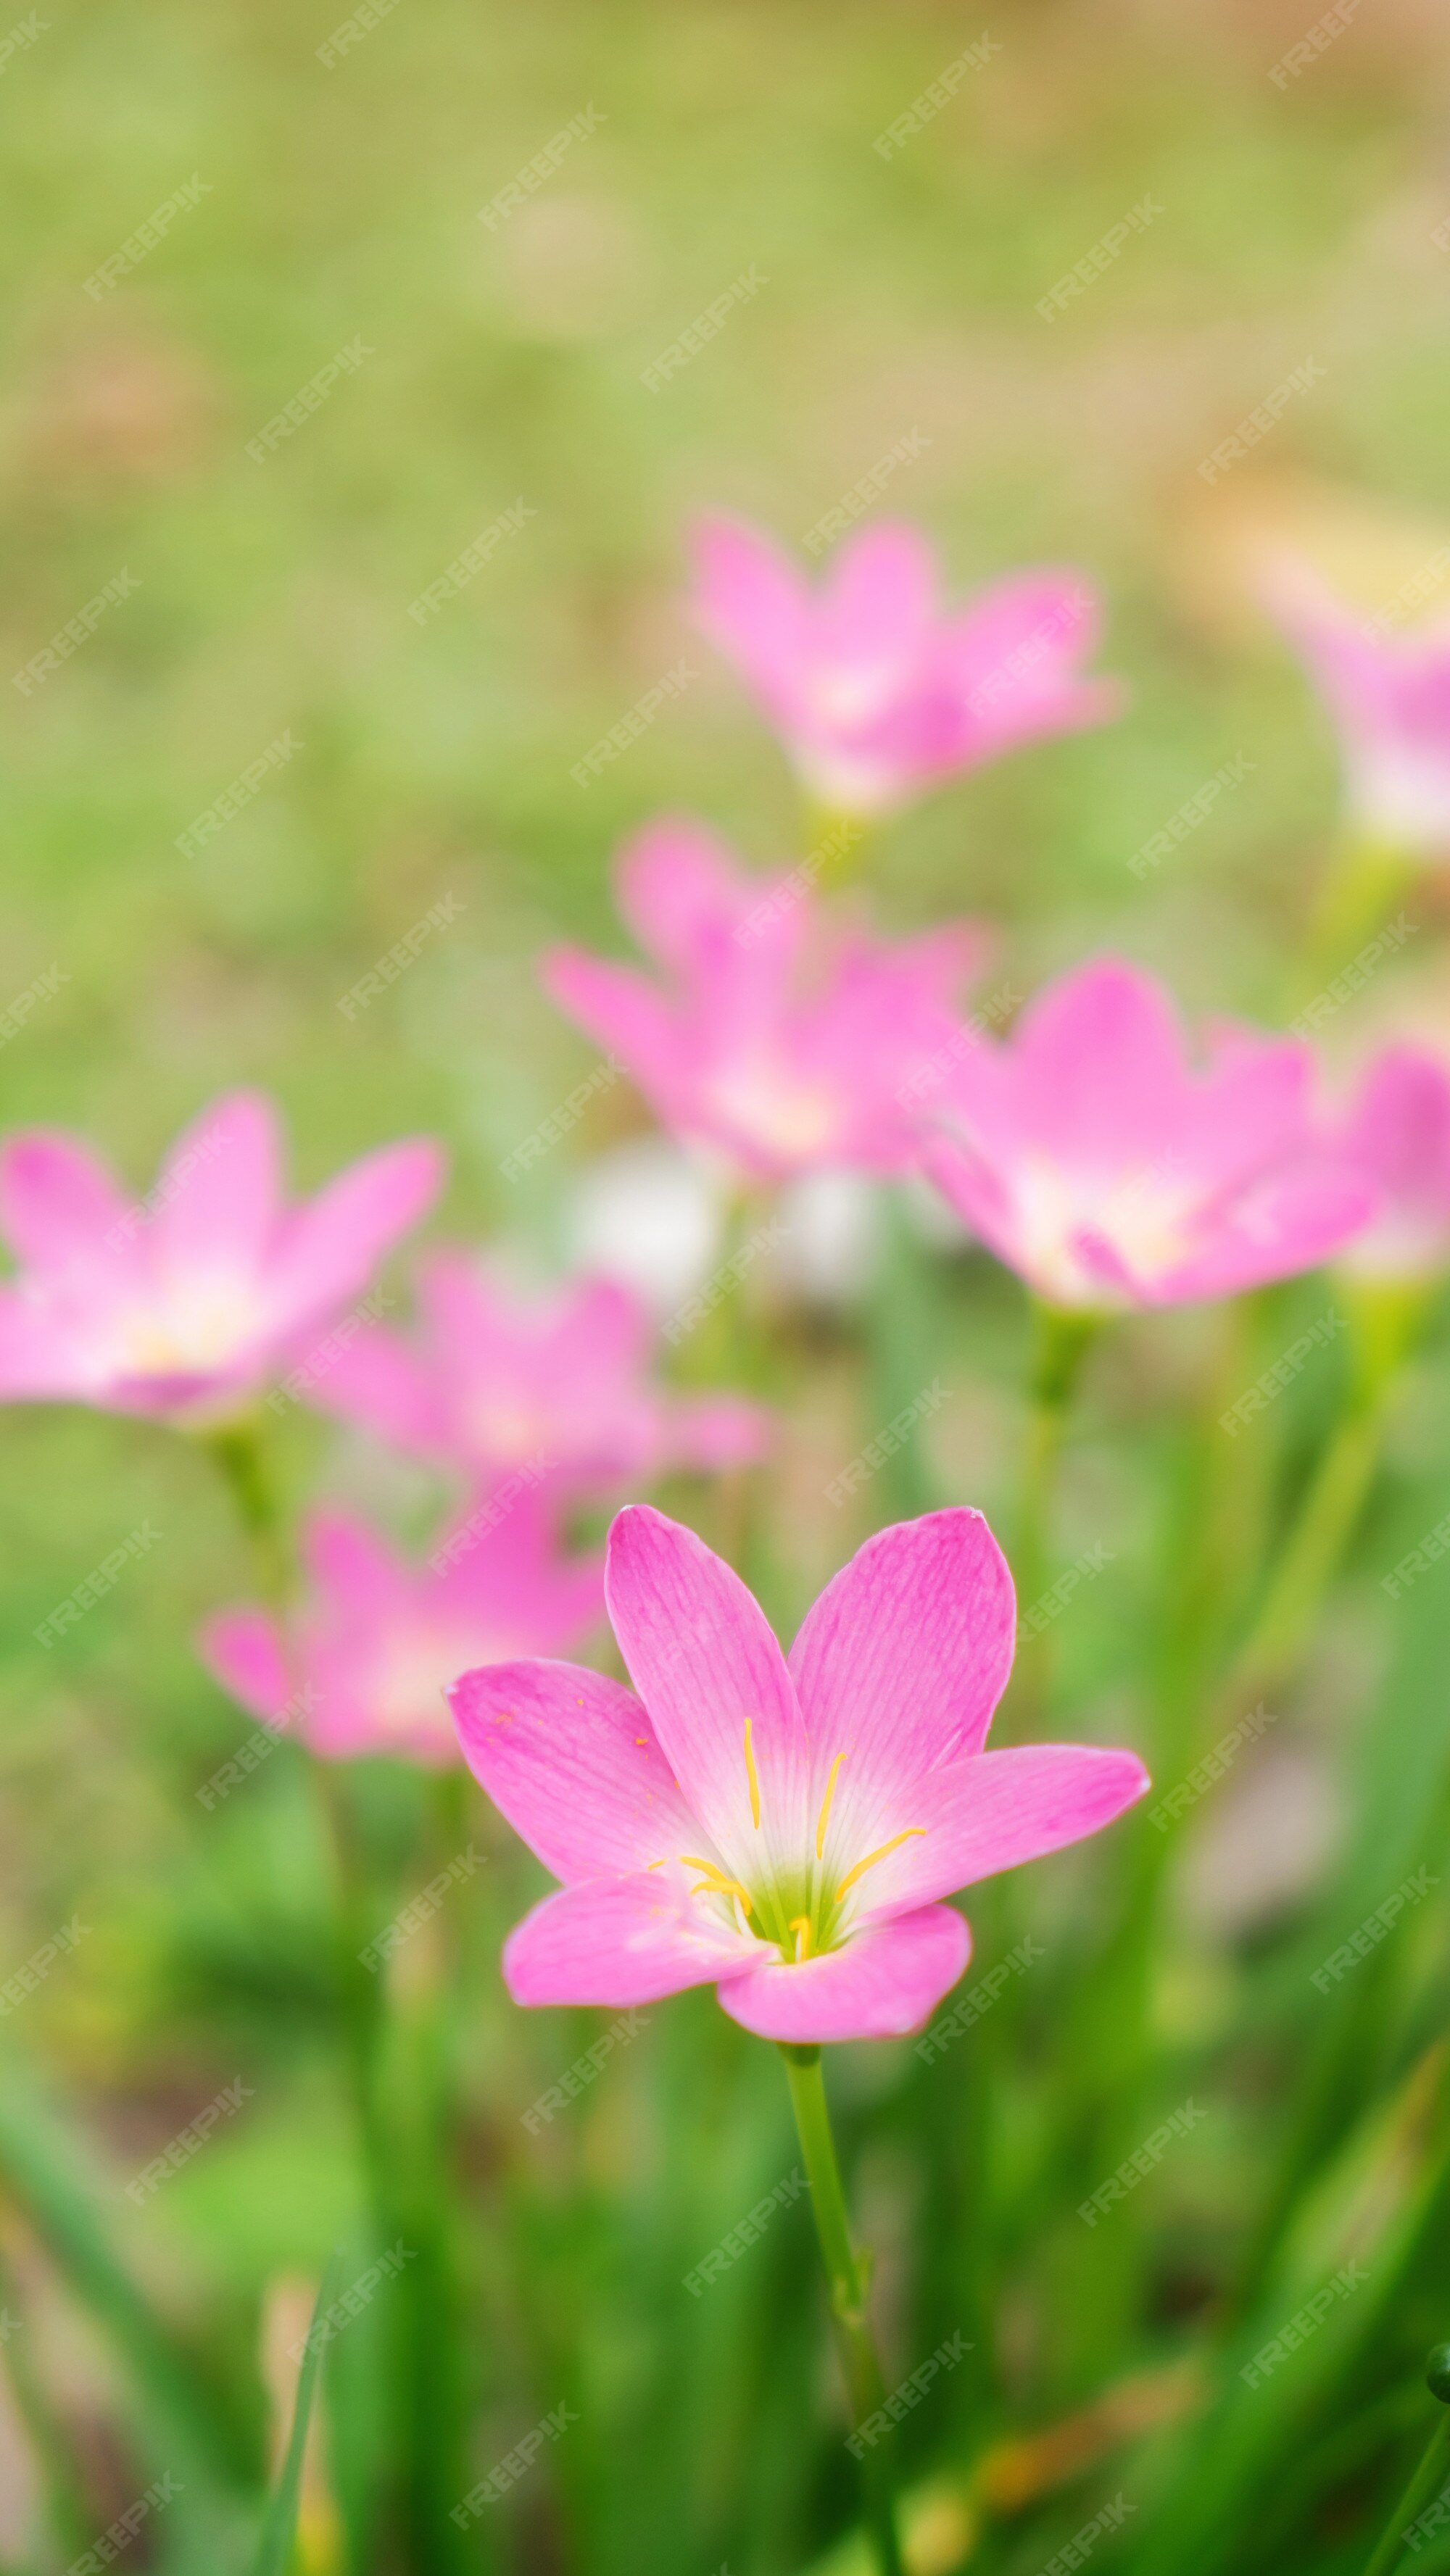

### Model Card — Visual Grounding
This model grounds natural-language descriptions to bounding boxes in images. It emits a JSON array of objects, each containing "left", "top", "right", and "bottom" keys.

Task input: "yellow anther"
[
  {"left": 681, "top": 1855, "right": 754, "bottom": 1919},
  {"left": 834, "top": 1828, "right": 927, "bottom": 1906},
  {"left": 815, "top": 1750, "right": 844, "bottom": 1859},
  {"left": 787, "top": 1914, "right": 812, "bottom": 1962},
  {"left": 743, "top": 1719, "right": 761, "bottom": 1828}
]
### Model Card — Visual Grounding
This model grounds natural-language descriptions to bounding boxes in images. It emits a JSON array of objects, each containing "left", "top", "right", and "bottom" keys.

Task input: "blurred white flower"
[
  {"left": 565, "top": 1137, "right": 723, "bottom": 1313},
  {"left": 771, "top": 1170, "right": 882, "bottom": 1307}
]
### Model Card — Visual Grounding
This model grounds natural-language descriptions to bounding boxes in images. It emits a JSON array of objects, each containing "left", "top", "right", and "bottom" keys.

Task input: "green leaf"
[{"left": 250, "top": 2250, "right": 344, "bottom": 2576}]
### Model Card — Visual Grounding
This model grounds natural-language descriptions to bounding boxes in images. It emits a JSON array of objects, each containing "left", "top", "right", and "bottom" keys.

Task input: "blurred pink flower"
[
  {"left": 692, "top": 514, "right": 1120, "bottom": 815},
  {"left": 1334, "top": 1044, "right": 1450, "bottom": 1281},
  {"left": 200, "top": 1495, "right": 602, "bottom": 1766},
  {"left": 921, "top": 957, "right": 1372, "bottom": 1310},
  {"left": 544, "top": 818, "right": 985, "bottom": 1181},
  {"left": 1264, "top": 558, "right": 1450, "bottom": 854},
  {"left": 312, "top": 1250, "right": 770, "bottom": 1492},
  {"left": 0, "top": 1092, "right": 442, "bottom": 1423},
  {"left": 450, "top": 1503, "right": 1147, "bottom": 2042}
]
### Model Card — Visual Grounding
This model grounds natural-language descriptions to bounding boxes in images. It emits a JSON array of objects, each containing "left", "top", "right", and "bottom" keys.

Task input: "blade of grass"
[{"left": 251, "top": 2250, "right": 344, "bottom": 2576}]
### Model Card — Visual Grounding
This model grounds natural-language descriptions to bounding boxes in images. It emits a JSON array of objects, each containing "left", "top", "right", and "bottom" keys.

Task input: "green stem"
[
  {"left": 1293, "top": 831, "right": 1417, "bottom": 1020},
  {"left": 1362, "top": 2381, "right": 1450, "bottom": 2576},
  {"left": 802, "top": 801, "right": 872, "bottom": 887},
  {"left": 201, "top": 1414, "right": 291, "bottom": 1610},
  {"left": 1008, "top": 1302, "right": 1098, "bottom": 1727},
  {"left": 779, "top": 2045, "right": 905, "bottom": 2576},
  {"left": 1225, "top": 1393, "right": 1386, "bottom": 1701}
]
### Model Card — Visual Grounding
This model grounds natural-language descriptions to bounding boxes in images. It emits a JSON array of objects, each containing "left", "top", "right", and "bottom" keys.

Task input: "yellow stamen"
[
  {"left": 681, "top": 1854, "right": 754, "bottom": 1919},
  {"left": 743, "top": 1719, "right": 761, "bottom": 1829},
  {"left": 815, "top": 1751, "right": 844, "bottom": 1859},
  {"left": 788, "top": 1914, "right": 812, "bottom": 1962},
  {"left": 834, "top": 1828, "right": 927, "bottom": 1906}
]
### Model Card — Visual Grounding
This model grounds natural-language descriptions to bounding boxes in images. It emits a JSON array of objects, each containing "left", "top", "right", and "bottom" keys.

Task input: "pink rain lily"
[
  {"left": 692, "top": 514, "right": 1120, "bottom": 816},
  {"left": 1333, "top": 1044, "right": 1450, "bottom": 1282},
  {"left": 310, "top": 1251, "right": 770, "bottom": 1492},
  {"left": 921, "top": 957, "right": 1373, "bottom": 1310},
  {"left": 544, "top": 818, "right": 985, "bottom": 1183},
  {"left": 0, "top": 1092, "right": 442, "bottom": 1422},
  {"left": 200, "top": 1495, "right": 602, "bottom": 1766},
  {"left": 1264, "top": 557, "right": 1450, "bottom": 855},
  {"left": 450, "top": 1505, "right": 1148, "bottom": 2042}
]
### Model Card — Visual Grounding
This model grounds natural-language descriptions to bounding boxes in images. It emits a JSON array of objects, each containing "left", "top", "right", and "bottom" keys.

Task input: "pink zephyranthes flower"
[
  {"left": 692, "top": 514, "right": 1120, "bottom": 816},
  {"left": 544, "top": 818, "right": 984, "bottom": 1183},
  {"left": 200, "top": 1495, "right": 602, "bottom": 1766},
  {"left": 921, "top": 957, "right": 1372, "bottom": 1310},
  {"left": 311, "top": 1252, "right": 770, "bottom": 1492},
  {"left": 0, "top": 1092, "right": 442, "bottom": 1422},
  {"left": 1264, "top": 557, "right": 1450, "bottom": 855},
  {"left": 1333, "top": 1044, "right": 1450, "bottom": 1282},
  {"left": 449, "top": 1505, "right": 1147, "bottom": 2041}
]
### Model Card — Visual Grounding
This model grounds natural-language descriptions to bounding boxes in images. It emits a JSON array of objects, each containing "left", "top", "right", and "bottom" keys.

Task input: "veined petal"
[
  {"left": 605, "top": 1505, "right": 811, "bottom": 1892},
  {"left": 450, "top": 1658, "right": 698, "bottom": 1884},
  {"left": 502, "top": 1869, "right": 759, "bottom": 2008},
  {"left": 718, "top": 1903, "right": 969, "bottom": 2042},
  {"left": 843, "top": 1743, "right": 1151, "bottom": 1925}
]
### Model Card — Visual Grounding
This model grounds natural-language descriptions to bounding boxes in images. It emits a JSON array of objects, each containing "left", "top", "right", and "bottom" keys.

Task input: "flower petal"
[
  {"left": 845, "top": 1743, "right": 1151, "bottom": 1924},
  {"left": 605, "top": 1504, "right": 811, "bottom": 1887},
  {"left": 198, "top": 1608, "right": 293, "bottom": 1721},
  {"left": 0, "top": 1133, "right": 133, "bottom": 1280},
  {"left": 502, "top": 1869, "right": 758, "bottom": 2008},
  {"left": 268, "top": 1139, "right": 443, "bottom": 1338},
  {"left": 152, "top": 1091, "right": 281, "bottom": 1275},
  {"left": 450, "top": 1658, "right": 698, "bottom": 1884},
  {"left": 718, "top": 1903, "right": 969, "bottom": 2042},
  {"left": 692, "top": 512, "right": 809, "bottom": 697}
]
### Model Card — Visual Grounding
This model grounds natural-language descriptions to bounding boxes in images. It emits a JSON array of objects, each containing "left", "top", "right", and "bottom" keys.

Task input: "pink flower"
[
  {"left": 200, "top": 1495, "right": 602, "bottom": 1766},
  {"left": 921, "top": 957, "right": 1372, "bottom": 1310},
  {"left": 544, "top": 818, "right": 985, "bottom": 1182},
  {"left": 692, "top": 514, "right": 1120, "bottom": 815},
  {"left": 1264, "top": 557, "right": 1450, "bottom": 854},
  {"left": 0, "top": 1092, "right": 442, "bottom": 1422},
  {"left": 1333, "top": 1044, "right": 1450, "bottom": 1281},
  {"left": 310, "top": 1251, "right": 770, "bottom": 1492},
  {"left": 449, "top": 1505, "right": 1147, "bottom": 2042}
]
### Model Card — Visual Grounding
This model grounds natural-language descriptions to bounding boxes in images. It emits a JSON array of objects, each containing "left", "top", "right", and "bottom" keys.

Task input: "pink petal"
[
  {"left": 152, "top": 1091, "right": 281, "bottom": 1274},
  {"left": 669, "top": 1393, "right": 775, "bottom": 1471},
  {"left": 268, "top": 1139, "right": 443, "bottom": 1338},
  {"left": 1009, "top": 957, "right": 1188, "bottom": 1165},
  {"left": 604, "top": 1504, "right": 811, "bottom": 1887},
  {"left": 718, "top": 1903, "right": 970, "bottom": 2042},
  {"left": 449, "top": 1658, "right": 698, "bottom": 1883},
  {"left": 845, "top": 1743, "right": 1151, "bottom": 1924},
  {"left": 0, "top": 1133, "right": 132, "bottom": 1279},
  {"left": 817, "top": 523, "right": 935, "bottom": 668},
  {"left": 615, "top": 819, "right": 753, "bottom": 973},
  {"left": 0, "top": 1289, "right": 91, "bottom": 1397},
  {"left": 197, "top": 1608, "right": 292, "bottom": 1721},
  {"left": 542, "top": 951, "right": 689, "bottom": 1110},
  {"left": 692, "top": 512, "right": 809, "bottom": 696},
  {"left": 307, "top": 1322, "right": 439, "bottom": 1451},
  {"left": 502, "top": 1869, "right": 758, "bottom": 2008},
  {"left": 304, "top": 1510, "right": 410, "bottom": 1616}
]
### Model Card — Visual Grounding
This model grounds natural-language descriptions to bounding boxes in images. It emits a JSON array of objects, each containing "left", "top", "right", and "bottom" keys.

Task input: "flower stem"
[
  {"left": 201, "top": 1413, "right": 291, "bottom": 1610},
  {"left": 1293, "top": 831, "right": 1416, "bottom": 1018},
  {"left": 779, "top": 2043, "right": 905, "bottom": 2576},
  {"left": 1008, "top": 1302, "right": 1098, "bottom": 1727},
  {"left": 1361, "top": 2359, "right": 1450, "bottom": 2576}
]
